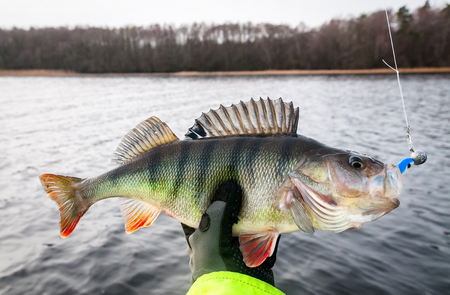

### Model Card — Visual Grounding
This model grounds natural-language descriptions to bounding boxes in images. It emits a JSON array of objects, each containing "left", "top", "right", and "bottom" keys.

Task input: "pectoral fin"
[
  {"left": 118, "top": 198, "right": 161, "bottom": 234},
  {"left": 276, "top": 181, "right": 315, "bottom": 235},
  {"left": 289, "top": 195, "right": 315, "bottom": 235},
  {"left": 238, "top": 231, "right": 279, "bottom": 267}
]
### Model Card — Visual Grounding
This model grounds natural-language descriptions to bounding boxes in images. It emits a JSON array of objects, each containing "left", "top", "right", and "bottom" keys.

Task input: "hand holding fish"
[{"left": 182, "top": 180, "right": 279, "bottom": 286}]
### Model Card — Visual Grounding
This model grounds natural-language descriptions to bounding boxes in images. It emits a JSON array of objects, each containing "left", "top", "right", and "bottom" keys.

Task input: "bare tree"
[{"left": 0, "top": 3, "right": 448, "bottom": 73}]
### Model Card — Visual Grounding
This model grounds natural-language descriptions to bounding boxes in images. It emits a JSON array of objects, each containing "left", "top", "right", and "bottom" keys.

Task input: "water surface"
[{"left": 0, "top": 74, "right": 449, "bottom": 294}]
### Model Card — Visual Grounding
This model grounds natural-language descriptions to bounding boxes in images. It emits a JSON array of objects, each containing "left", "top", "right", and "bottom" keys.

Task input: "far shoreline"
[{"left": 1, "top": 68, "right": 450, "bottom": 77}]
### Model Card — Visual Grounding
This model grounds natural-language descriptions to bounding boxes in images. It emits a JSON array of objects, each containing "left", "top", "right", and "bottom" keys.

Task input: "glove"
[{"left": 181, "top": 180, "right": 280, "bottom": 286}]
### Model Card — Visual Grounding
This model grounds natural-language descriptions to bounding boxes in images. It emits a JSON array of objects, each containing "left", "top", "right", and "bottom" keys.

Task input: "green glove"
[{"left": 181, "top": 181, "right": 280, "bottom": 286}]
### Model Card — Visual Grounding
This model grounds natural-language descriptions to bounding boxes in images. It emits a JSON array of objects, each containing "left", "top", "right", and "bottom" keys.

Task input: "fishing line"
[{"left": 382, "top": 5, "right": 427, "bottom": 169}]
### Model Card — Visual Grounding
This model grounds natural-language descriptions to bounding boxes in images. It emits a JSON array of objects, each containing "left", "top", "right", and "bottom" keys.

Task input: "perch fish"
[{"left": 40, "top": 98, "right": 402, "bottom": 267}]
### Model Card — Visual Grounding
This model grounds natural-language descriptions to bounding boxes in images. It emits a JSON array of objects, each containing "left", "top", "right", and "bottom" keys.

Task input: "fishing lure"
[{"left": 382, "top": 7, "right": 427, "bottom": 173}]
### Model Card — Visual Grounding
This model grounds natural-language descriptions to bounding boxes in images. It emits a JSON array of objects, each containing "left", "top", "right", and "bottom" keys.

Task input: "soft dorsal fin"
[
  {"left": 185, "top": 98, "right": 299, "bottom": 139},
  {"left": 113, "top": 116, "right": 179, "bottom": 165}
]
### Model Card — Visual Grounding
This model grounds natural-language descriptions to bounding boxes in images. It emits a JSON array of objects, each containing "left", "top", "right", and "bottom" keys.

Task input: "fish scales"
[{"left": 78, "top": 136, "right": 305, "bottom": 234}]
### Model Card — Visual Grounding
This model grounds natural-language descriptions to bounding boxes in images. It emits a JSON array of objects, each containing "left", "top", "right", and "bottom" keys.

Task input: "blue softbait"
[{"left": 397, "top": 158, "right": 414, "bottom": 174}]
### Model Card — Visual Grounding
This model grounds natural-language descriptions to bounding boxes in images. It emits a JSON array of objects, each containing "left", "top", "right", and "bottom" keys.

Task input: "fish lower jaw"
[{"left": 345, "top": 215, "right": 380, "bottom": 229}]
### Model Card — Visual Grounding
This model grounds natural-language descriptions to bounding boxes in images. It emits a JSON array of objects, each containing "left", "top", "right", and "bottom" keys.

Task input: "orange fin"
[
  {"left": 118, "top": 198, "right": 161, "bottom": 234},
  {"left": 239, "top": 231, "right": 279, "bottom": 268},
  {"left": 40, "top": 174, "right": 87, "bottom": 238}
]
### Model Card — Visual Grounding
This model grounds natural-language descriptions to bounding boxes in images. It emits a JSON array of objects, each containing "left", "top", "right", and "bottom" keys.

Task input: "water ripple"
[{"left": 0, "top": 74, "right": 449, "bottom": 294}]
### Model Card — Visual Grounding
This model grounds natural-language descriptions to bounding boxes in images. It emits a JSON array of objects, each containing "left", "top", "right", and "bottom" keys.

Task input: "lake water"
[{"left": 0, "top": 74, "right": 449, "bottom": 295}]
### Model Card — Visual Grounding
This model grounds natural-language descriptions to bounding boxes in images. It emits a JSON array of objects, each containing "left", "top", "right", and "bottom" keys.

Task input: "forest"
[{"left": 0, "top": 2, "right": 449, "bottom": 73}]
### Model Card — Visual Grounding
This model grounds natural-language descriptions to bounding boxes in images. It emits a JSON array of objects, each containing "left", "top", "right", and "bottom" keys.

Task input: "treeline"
[{"left": 0, "top": 2, "right": 449, "bottom": 73}]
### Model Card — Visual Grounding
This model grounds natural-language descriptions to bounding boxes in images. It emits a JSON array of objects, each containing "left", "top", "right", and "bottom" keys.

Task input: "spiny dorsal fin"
[
  {"left": 113, "top": 116, "right": 178, "bottom": 165},
  {"left": 185, "top": 98, "right": 299, "bottom": 139}
]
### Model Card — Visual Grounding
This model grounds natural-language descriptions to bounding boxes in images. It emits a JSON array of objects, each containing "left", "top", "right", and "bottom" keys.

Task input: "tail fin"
[{"left": 40, "top": 174, "right": 86, "bottom": 238}]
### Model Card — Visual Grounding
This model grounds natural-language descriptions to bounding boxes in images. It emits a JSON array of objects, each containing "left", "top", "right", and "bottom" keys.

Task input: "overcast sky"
[{"left": 0, "top": 0, "right": 447, "bottom": 29}]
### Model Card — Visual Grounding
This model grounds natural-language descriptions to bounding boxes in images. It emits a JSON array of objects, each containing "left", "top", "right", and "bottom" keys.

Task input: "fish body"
[
  {"left": 72, "top": 136, "right": 321, "bottom": 235},
  {"left": 40, "top": 98, "right": 402, "bottom": 267}
]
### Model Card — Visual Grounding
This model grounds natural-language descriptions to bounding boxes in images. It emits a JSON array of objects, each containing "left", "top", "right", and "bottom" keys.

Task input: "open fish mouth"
[{"left": 290, "top": 177, "right": 352, "bottom": 233}]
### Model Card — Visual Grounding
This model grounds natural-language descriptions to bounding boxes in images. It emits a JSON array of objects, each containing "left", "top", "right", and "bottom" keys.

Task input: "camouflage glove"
[{"left": 181, "top": 180, "right": 280, "bottom": 286}]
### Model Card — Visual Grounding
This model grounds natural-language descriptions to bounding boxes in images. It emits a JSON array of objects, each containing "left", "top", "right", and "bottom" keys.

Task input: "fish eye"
[{"left": 349, "top": 156, "right": 364, "bottom": 169}]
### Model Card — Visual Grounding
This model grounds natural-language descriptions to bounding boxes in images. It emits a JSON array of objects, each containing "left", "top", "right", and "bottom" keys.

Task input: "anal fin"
[
  {"left": 118, "top": 198, "right": 162, "bottom": 234},
  {"left": 239, "top": 231, "right": 279, "bottom": 268}
]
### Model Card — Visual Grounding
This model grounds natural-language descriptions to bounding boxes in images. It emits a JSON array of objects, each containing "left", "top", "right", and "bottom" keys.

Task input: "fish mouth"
[
  {"left": 290, "top": 177, "right": 352, "bottom": 233},
  {"left": 367, "top": 164, "right": 402, "bottom": 210}
]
